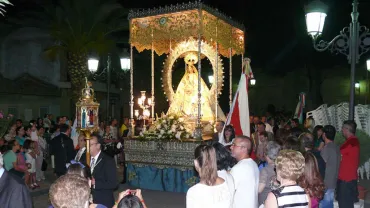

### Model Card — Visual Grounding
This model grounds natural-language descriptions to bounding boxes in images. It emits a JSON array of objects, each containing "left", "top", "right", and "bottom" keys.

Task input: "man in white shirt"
[{"left": 230, "top": 135, "right": 259, "bottom": 208}]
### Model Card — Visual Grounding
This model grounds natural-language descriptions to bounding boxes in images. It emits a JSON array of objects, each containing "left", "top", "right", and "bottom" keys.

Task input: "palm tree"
[
  {"left": 40, "top": 0, "right": 128, "bottom": 101},
  {"left": 0, "top": 0, "right": 12, "bottom": 16}
]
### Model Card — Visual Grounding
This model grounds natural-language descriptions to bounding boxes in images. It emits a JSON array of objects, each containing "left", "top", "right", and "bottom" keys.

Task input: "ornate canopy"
[{"left": 128, "top": 1, "right": 245, "bottom": 57}]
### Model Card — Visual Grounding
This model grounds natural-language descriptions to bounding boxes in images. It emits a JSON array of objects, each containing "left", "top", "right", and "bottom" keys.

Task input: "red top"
[{"left": 338, "top": 135, "right": 360, "bottom": 181}]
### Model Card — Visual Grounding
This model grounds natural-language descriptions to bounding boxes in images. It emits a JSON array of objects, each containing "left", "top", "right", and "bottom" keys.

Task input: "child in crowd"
[
  {"left": 24, "top": 140, "right": 39, "bottom": 189},
  {"left": 17, "top": 144, "right": 30, "bottom": 186}
]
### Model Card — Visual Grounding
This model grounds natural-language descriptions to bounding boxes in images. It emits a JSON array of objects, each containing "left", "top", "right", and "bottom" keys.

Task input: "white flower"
[
  {"left": 160, "top": 130, "right": 165, "bottom": 134},
  {"left": 158, "top": 134, "right": 162, "bottom": 138},
  {"left": 157, "top": 125, "right": 161, "bottom": 129},
  {"left": 175, "top": 131, "right": 182, "bottom": 139},
  {"left": 163, "top": 120, "right": 167, "bottom": 124},
  {"left": 169, "top": 116, "right": 174, "bottom": 119},
  {"left": 179, "top": 118, "right": 184, "bottom": 122},
  {"left": 186, "top": 134, "right": 190, "bottom": 138},
  {"left": 164, "top": 124, "right": 168, "bottom": 128},
  {"left": 168, "top": 130, "right": 172, "bottom": 134},
  {"left": 180, "top": 126, "right": 184, "bottom": 130},
  {"left": 140, "top": 132, "right": 144, "bottom": 136}
]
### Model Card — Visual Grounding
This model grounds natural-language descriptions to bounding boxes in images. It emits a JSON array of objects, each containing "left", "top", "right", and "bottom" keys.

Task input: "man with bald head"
[{"left": 230, "top": 135, "right": 259, "bottom": 208}]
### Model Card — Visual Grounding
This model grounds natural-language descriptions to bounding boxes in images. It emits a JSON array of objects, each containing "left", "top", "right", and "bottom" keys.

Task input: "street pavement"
[{"left": 31, "top": 166, "right": 186, "bottom": 208}]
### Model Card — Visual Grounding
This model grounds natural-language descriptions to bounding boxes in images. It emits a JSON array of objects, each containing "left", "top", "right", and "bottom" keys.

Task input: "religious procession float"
[{"left": 123, "top": 1, "right": 246, "bottom": 192}]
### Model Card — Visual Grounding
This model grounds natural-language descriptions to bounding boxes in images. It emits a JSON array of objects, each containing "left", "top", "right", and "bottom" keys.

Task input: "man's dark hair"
[
  {"left": 323, "top": 125, "right": 336, "bottom": 141},
  {"left": 216, "top": 120, "right": 225, "bottom": 126},
  {"left": 91, "top": 133, "right": 104, "bottom": 146},
  {"left": 257, "top": 122, "right": 266, "bottom": 127},
  {"left": 59, "top": 124, "right": 70, "bottom": 133},
  {"left": 213, "top": 142, "right": 236, "bottom": 170},
  {"left": 343, "top": 120, "right": 357, "bottom": 134},
  {"left": 7, "top": 140, "right": 17, "bottom": 150},
  {"left": 292, "top": 118, "right": 299, "bottom": 124},
  {"left": 283, "top": 136, "right": 301, "bottom": 152},
  {"left": 16, "top": 119, "right": 22, "bottom": 124}
]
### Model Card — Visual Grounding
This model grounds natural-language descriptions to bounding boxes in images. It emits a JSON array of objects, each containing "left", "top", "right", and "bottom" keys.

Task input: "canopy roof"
[{"left": 128, "top": 1, "right": 245, "bottom": 57}]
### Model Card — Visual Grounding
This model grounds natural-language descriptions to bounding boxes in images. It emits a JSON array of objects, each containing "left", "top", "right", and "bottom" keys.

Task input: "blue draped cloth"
[{"left": 126, "top": 163, "right": 198, "bottom": 193}]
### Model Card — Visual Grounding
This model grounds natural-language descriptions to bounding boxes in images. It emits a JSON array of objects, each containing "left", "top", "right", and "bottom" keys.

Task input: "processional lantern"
[{"left": 76, "top": 78, "right": 100, "bottom": 166}]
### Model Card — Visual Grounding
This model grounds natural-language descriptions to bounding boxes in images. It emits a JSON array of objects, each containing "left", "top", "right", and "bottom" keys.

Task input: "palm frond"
[{"left": 0, "top": 0, "right": 13, "bottom": 16}]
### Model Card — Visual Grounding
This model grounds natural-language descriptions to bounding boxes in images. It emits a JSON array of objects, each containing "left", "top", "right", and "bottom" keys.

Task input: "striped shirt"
[{"left": 272, "top": 185, "right": 309, "bottom": 208}]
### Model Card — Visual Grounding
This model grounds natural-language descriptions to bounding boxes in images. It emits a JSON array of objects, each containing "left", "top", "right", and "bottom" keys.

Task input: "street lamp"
[
  {"left": 208, "top": 75, "right": 214, "bottom": 84},
  {"left": 88, "top": 54, "right": 130, "bottom": 121},
  {"left": 355, "top": 81, "right": 360, "bottom": 89},
  {"left": 304, "top": 0, "right": 370, "bottom": 120},
  {"left": 367, "top": 59, "right": 370, "bottom": 71},
  {"left": 250, "top": 78, "right": 256, "bottom": 86}
]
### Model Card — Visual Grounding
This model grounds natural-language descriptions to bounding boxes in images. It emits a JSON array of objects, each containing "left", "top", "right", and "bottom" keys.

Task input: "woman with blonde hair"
[
  {"left": 264, "top": 150, "right": 310, "bottom": 208},
  {"left": 186, "top": 145, "right": 232, "bottom": 208}
]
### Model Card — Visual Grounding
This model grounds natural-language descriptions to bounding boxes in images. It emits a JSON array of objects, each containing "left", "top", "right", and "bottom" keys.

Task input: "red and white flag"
[{"left": 219, "top": 58, "right": 253, "bottom": 145}]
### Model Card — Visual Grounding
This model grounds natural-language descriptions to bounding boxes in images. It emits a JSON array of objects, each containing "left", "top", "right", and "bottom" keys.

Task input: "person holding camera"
[{"left": 113, "top": 189, "right": 147, "bottom": 208}]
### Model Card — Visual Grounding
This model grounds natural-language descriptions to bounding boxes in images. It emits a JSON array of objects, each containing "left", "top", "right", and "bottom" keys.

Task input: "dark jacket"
[
  {"left": 308, "top": 149, "right": 326, "bottom": 180},
  {"left": 50, "top": 133, "right": 76, "bottom": 176},
  {"left": 0, "top": 169, "right": 32, "bottom": 208},
  {"left": 91, "top": 152, "right": 118, "bottom": 208}
]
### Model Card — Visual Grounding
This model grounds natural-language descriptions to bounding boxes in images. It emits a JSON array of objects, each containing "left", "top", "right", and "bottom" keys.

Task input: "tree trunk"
[{"left": 67, "top": 52, "right": 88, "bottom": 103}]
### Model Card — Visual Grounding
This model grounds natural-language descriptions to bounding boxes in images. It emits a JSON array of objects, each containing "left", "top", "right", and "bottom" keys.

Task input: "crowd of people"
[
  {"left": 195, "top": 117, "right": 360, "bottom": 208},
  {"left": 0, "top": 114, "right": 140, "bottom": 208},
  {"left": 0, "top": 113, "right": 361, "bottom": 208}
]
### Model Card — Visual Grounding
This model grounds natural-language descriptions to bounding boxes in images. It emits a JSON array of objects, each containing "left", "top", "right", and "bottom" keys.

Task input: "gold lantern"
[{"left": 76, "top": 78, "right": 100, "bottom": 166}]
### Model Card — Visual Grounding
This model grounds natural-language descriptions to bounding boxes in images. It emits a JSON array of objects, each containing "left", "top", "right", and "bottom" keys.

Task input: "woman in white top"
[
  {"left": 213, "top": 142, "right": 236, "bottom": 201},
  {"left": 186, "top": 145, "right": 233, "bottom": 208}
]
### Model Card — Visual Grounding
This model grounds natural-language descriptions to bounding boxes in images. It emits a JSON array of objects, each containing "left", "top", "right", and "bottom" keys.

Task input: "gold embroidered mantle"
[{"left": 128, "top": 1, "right": 245, "bottom": 57}]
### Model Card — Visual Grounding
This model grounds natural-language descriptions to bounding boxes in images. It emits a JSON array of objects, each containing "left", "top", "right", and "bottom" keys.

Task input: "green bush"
[{"left": 334, "top": 129, "right": 370, "bottom": 166}]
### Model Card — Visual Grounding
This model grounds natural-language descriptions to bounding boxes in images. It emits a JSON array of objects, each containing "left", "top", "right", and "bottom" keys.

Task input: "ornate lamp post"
[
  {"left": 135, "top": 91, "right": 152, "bottom": 131},
  {"left": 76, "top": 78, "right": 100, "bottom": 166},
  {"left": 304, "top": 0, "right": 370, "bottom": 120},
  {"left": 88, "top": 53, "right": 130, "bottom": 122}
]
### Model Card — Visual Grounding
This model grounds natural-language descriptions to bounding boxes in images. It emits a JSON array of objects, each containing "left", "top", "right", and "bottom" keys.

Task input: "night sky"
[
  {"left": 2, "top": 0, "right": 370, "bottom": 75},
  {"left": 121, "top": 0, "right": 370, "bottom": 75}
]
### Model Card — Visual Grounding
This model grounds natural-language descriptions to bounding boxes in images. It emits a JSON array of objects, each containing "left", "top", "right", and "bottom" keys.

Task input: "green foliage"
[
  {"left": 0, "top": 0, "right": 12, "bottom": 16},
  {"left": 334, "top": 129, "right": 370, "bottom": 166},
  {"left": 42, "top": 0, "right": 128, "bottom": 60}
]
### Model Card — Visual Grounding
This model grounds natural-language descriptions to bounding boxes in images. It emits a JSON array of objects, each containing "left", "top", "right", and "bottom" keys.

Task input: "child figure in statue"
[
  {"left": 82, "top": 109, "right": 86, "bottom": 128},
  {"left": 89, "top": 110, "right": 94, "bottom": 126}
]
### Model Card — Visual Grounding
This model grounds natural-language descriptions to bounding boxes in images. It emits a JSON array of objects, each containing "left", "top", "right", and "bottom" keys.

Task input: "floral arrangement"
[{"left": 139, "top": 114, "right": 192, "bottom": 141}]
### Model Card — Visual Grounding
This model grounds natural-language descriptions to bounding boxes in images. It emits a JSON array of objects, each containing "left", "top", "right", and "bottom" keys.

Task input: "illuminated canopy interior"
[{"left": 128, "top": 1, "right": 245, "bottom": 57}]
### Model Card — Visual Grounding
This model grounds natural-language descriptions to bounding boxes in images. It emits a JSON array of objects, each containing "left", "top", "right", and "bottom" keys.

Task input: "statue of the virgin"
[{"left": 167, "top": 52, "right": 215, "bottom": 122}]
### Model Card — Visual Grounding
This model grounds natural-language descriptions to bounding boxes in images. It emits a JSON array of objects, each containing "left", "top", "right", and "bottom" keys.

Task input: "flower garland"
[{"left": 139, "top": 114, "right": 192, "bottom": 141}]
